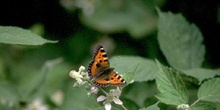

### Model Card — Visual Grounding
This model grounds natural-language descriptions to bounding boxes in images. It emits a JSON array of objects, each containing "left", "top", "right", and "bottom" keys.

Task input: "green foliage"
[
  {"left": 157, "top": 9, "right": 205, "bottom": 70},
  {"left": 0, "top": 82, "right": 19, "bottom": 104},
  {"left": 81, "top": 0, "right": 157, "bottom": 38},
  {"left": 139, "top": 102, "right": 160, "bottom": 110},
  {"left": 0, "top": 57, "right": 65, "bottom": 109},
  {"left": 121, "top": 97, "right": 139, "bottom": 110},
  {"left": 183, "top": 68, "right": 220, "bottom": 84},
  {"left": 190, "top": 101, "right": 216, "bottom": 110},
  {"left": 61, "top": 84, "right": 100, "bottom": 110},
  {"left": 1, "top": 2, "right": 220, "bottom": 110},
  {"left": 198, "top": 78, "right": 220, "bottom": 103},
  {"left": 154, "top": 8, "right": 219, "bottom": 110},
  {"left": 0, "top": 26, "right": 57, "bottom": 45},
  {"left": 154, "top": 9, "right": 219, "bottom": 110},
  {"left": 19, "top": 58, "right": 64, "bottom": 102},
  {"left": 110, "top": 56, "right": 158, "bottom": 83},
  {"left": 155, "top": 60, "right": 188, "bottom": 106}
]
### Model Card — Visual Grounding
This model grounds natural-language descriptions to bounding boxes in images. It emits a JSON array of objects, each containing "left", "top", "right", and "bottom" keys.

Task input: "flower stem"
[
  {"left": 190, "top": 99, "right": 200, "bottom": 107},
  {"left": 98, "top": 87, "right": 108, "bottom": 95},
  {"left": 121, "top": 104, "right": 128, "bottom": 110}
]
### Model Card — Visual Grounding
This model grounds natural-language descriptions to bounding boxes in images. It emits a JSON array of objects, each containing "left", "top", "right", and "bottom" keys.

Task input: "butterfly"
[{"left": 87, "top": 45, "right": 126, "bottom": 87}]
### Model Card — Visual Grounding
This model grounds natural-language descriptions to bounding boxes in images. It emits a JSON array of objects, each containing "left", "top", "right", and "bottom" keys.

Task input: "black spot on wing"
[
  {"left": 120, "top": 79, "right": 125, "bottom": 82},
  {"left": 95, "top": 45, "right": 103, "bottom": 51},
  {"left": 105, "top": 78, "right": 109, "bottom": 81},
  {"left": 100, "top": 49, "right": 105, "bottom": 52},
  {"left": 117, "top": 76, "right": 121, "bottom": 79},
  {"left": 102, "top": 54, "right": 107, "bottom": 58},
  {"left": 96, "top": 63, "right": 101, "bottom": 67}
]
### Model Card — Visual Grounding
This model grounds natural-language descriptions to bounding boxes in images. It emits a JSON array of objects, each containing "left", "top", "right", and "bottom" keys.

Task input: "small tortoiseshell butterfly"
[{"left": 87, "top": 45, "right": 126, "bottom": 87}]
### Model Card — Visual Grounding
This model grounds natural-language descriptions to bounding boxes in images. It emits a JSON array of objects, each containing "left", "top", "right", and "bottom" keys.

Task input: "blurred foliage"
[
  {"left": 1, "top": 0, "right": 220, "bottom": 110},
  {"left": 80, "top": 0, "right": 158, "bottom": 38}
]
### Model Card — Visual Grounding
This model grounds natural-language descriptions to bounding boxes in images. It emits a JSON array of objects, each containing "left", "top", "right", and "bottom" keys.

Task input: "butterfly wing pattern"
[{"left": 88, "top": 45, "right": 126, "bottom": 87}]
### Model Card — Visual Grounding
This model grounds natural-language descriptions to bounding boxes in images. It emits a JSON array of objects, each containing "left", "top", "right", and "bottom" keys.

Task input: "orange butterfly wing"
[
  {"left": 94, "top": 71, "right": 126, "bottom": 86},
  {"left": 93, "top": 45, "right": 110, "bottom": 66},
  {"left": 109, "top": 72, "right": 126, "bottom": 85},
  {"left": 88, "top": 45, "right": 126, "bottom": 87},
  {"left": 88, "top": 60, "right": 97, "bottom": 78},
  {"left": 88, "top": 45, "right": 109, "bottom": 78}
]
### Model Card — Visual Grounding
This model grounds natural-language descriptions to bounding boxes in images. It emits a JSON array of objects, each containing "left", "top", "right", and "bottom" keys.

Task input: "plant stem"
[
  {"left": 98, "top": 87, "right": 108, "bottom": 95},
  {"left": 121, "top": 104, "right": 128, "bottom": 110},
  {"left": 190, "top": 99, "right": 200, "bottom": 107}
]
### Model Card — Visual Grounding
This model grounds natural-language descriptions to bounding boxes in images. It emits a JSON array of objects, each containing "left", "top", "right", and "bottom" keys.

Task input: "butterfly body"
[{"left": 88, "top": 45, "right": 126, "bottom": 87}]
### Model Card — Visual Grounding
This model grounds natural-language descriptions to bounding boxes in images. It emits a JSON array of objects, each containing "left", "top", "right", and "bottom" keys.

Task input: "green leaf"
[
  {"left": 190, "top": 101, "right": 216, "bottom": 110},
  {"left": 216, "top": 102, "right": 220, "bottom": 110},
  {"left": 122, "top": 68, "right": 136, "bottom": 85},
  {"left": 0, "top": 82, "right": 19, "bottom": 104},
  {"left": 19, "top": 58, "right": 63, "bottom": 102},
  {"left": 155, "top": 60, "right": 188, "bottom": 105},
  {"left": 198, "top": 78, "right": 220, "bottom": 103},
  {"left": 0, "top": 58, "right": 6, "bottom": 80},
  {"left": 87, "top": 107, "right": 105, "bottom": 110},
  {"left": 123, "top": 82, "right": 158, "bottom": 107},
  {"left": 157, "top": 8, "right": 205, "bottom": 70},
  {"left": 139, "top": 102, "right": 160, "bottom": 110},
  {"left": 122, "top": 97, "right": 139, "bottom": 110},
  {"left": 110, "top": 56, "right": 158, "bottom": 82},
  {"left": 81, "top": 0, "right": 157, "bottom": 38},
  {"left": 61, "top": 82, "right": 100, "bottom": 110},
  {"left": 0, "top": 26, "right": 57, "bottom": 45},
  {"left": 183, "top": 68, "right": 220, "bottom": 84},
  {"left": 44, "top": 62, "right": 72, "bottom": 96}
]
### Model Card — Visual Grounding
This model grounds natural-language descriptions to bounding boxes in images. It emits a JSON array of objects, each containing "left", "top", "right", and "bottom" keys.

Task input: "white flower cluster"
[
  {"left": 97, "top": 87, "right": 123, "bottom": 110},
  {"left": 69, "top": 66, "right": 125, "bottom": 110},
  {"left": 177, "top": 104, "right": 189, "bottom": 110},
  {"left": 69, "top": 66, "right": 89, "bottom": 87}
]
